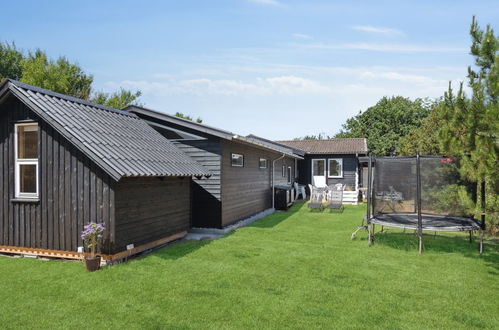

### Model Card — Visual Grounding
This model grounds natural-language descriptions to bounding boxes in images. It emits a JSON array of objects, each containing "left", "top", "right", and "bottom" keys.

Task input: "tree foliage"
[
  {"left": 0, "top": 42, "right": 23, "bottom": 80},
  {"left": 440, "top": 16, "right": 498, "bottom": 186},
  {"left": 294, "top": 133, "right": 331, "bottom": 140},
  {"left": 174, "top": 112, "right": 203, "bottom": 123},
  {"left": 398, "top": 100, "right": 445, "bottom": 155},
  {"left": 0, "top": 43, "right": 142, "bottom": 109},
  {"left": 439, "top": 17, "right": 499, "bottom": 232},
  {"left": 21, "top": 49, "right": 93, "bottom": 100},
  {"left": 334, "top": 96, "right": 432, "bottom": 156},
  {"left": 91, "top": 88, "right": 142, "bottom": 109}
]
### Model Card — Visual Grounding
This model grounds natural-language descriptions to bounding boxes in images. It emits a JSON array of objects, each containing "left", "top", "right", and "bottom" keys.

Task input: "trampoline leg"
[
  {"left": 469, "top": 231, "right": 472, "bottom": 244},
  {"left": 479, "top": 230, "right": 484, "bottom": 255},
  {"left": 368, "top": 224, "right": 373, "bottom": 246},
  {"left": 418, "top": 234, "right": 423, "bottom": 255}
]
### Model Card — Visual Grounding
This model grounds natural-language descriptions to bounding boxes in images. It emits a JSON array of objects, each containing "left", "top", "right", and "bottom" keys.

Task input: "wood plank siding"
[
  {"left": 0, "top": 96, "right": 114, "bottom": 253},
  {"left": 221, "top": 140, "right": 296, "bottom": 227},
  {"left": 114, "top": 177, "right": 191, "bottom": 252},
  {"left": 173, "top": 139, "right": 222, "bottom": 228}
]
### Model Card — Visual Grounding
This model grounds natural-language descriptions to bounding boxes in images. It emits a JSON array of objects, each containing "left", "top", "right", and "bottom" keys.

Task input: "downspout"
[{"left": 272, "top": 153, "right": 286, "bottom": 209}]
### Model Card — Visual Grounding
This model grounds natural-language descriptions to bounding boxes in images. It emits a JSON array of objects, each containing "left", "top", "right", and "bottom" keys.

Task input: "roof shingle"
[
  {"left": 2, "top": 79, "right": 209, "bottom": 180},
  {"left": 276, "top": 138, "right": 368, "bottom": 154}
]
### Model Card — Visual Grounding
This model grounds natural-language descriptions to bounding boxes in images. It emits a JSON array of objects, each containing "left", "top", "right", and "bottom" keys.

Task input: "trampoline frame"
[{"left": 361, "top": 153, "right": 486, "bottom": 254}]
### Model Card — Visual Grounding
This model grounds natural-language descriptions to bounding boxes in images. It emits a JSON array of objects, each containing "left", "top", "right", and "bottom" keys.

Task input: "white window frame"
[
  {"left": 282, "top": 165, "right": 286, "bottom": 177},
  {"left": 14, "top": 122, "right": 39, "bottom": 199},
  {"left": 259, "top": 158, "right": 268, "bottom": 169},
  {"left": 287, "top": 166, "right": 292, "bottom": 184},
  {"left": 328, "top": 158, "right": 343, "bottom": 178},
  {"left": 311, "top": 158, "right": 326, "bottom": 182},
  {"left": 231, "top": 153, "right": 244, "bottom": 167}
]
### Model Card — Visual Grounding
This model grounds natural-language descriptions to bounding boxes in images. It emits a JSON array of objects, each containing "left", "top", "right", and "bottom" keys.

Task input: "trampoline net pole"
[
  {"left": 367, "top": 154, "right": 373, "bottom": 222},
  {"left": 416, "top": 152, "right": 423, "bottom": 253}
]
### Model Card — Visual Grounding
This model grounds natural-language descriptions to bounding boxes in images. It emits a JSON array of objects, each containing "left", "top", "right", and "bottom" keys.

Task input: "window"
[
  {"left": 259, "top": 158, "right": 267, "bottom": 169},
  {"left": 312, "top": 159, "right": 325, "bottom": 177},
  {"left": 328, "top": 158, "right": 343, "bottom": 178},
  {"left": 287, "top": 166, "right": 292, "bottom": 184},
  {"left": 282, "top": 165, "right": 286, "bottom": 177},
  {"left": 15, "top": 123, "right": 39, "bottom": 199},
  {"left": 231, "top": 153, "right": 244, "bottom": 167}
]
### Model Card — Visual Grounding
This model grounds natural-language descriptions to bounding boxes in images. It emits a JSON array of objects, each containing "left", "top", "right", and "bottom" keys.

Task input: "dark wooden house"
[
  {"left": 277, "top": 138, "right": 368, "bottom": 204},
  {"left": 0, "top": 80, "right": 209, "bottom": 261},
  {"left": 125, "top": 106, "right": 302, "bottom": 228}
]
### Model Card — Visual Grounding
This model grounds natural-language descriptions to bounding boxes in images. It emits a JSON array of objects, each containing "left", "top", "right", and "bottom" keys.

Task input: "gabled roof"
[
  {"left": 246, "top": 134, "right": 306, "bottom": 157},
  {"left": 0, "top": 79, "right": 210, "bottom": 181},
  {"left": 126, "top": 105, "right": 235, "bottom": 140},
  {"left": 126, "top": 106, "right": 302, "bottom": 159},
  {"left": 276, "top": 138, "right": 368, "bottom": 155}
]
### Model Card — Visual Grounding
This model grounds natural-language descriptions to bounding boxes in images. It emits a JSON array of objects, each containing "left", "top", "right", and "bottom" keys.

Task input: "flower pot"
[{"left": 84, "top": 256, "right": 101, "bottom": 272}]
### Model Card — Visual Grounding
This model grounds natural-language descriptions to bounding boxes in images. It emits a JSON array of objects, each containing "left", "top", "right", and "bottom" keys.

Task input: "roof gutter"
[{"left": 271, "top": 153, "right": 286, "bottom": 209}]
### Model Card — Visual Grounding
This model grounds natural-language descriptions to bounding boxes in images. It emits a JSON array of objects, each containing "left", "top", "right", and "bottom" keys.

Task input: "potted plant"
[{"left": 81, "top": 222, "right": 105, "bottom": 272}]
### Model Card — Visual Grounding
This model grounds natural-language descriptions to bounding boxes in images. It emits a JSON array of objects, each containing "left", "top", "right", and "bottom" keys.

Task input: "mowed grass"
[{"left": 0, "top": 203, "right": 498, "bottom": 329}]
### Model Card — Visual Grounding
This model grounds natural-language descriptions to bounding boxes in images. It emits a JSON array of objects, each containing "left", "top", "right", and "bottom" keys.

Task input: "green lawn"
[{"left": 1, "top": 203, "right": 498, "bottom": 329}]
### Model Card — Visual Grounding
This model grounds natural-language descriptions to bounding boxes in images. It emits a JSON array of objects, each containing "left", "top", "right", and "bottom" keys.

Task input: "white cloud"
[
  {"left": 110, "top": 75, "right": 331, "bottom": 97},
  {"left": 246, "top": 0, "right": 282, "bottom": 6},
  {"left": 299, "top": 42, "right": 467, "bottom": 53},
  {"left": 292, "top": 33, "right": 313, "bottom": 40},
  {"left": 352, "top": 25, "right": 405, "bottom": 37},
  {"left": 103, "top": 64, "right": 467, "bottom": 139}
]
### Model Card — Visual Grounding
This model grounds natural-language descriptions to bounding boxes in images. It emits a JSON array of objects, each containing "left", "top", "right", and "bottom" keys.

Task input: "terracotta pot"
[{"left": 84, "top": 256, "right": 101, "bottom": 272}]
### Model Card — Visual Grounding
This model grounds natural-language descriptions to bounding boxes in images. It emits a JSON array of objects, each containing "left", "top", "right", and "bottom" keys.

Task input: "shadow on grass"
[
  {"left": 250, "top": 202, "right": 305, "bottom": 229},
  {"left": 151, "top": 239, "right": 213, "bottom": 260},
  {"left": 372, "top": 230, "right": 499, "bottom": 271}
]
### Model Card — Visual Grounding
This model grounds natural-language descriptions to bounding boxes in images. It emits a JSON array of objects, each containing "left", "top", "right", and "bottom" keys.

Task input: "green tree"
[
  {"left": 21, "top": 49, "right": 93, "bottom": 100},
  {"left": 174, "top": 112, "right": 203, "bottom": 123},
  {"left": 91, "top": 88, "right": 142, "bottom": 109},
  {"left": 0, "top": 42, "right": 23, "bottom": 80},
  {"left": 398, "top": 100, "right": 444, "bottom": 155},
  {"left": 335, "top": 96, "right": 432, "bottom": 156},
  {"left": 440, "top": 17, "right": 498, "bottom": 185},
  {"left": 0, "top": 43, "right": 142, "bottom": 109},
  {"left": 440, "top": 17, "right": 498, "bottom": 232},
  {"left": 293, "top": 133, "right": 330, "bottom": 140}
]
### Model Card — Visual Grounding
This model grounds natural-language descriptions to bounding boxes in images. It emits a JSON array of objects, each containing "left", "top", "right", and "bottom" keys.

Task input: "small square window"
[
  {"left": 231, "top": 153, "right": 244, "bottom": 167},
  {"left": 259, "top": 158, "right": 267, "bottom": 169}
]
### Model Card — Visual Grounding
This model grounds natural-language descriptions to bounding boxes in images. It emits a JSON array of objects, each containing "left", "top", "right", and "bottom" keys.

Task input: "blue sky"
[{"left": 2, "top": 0, "right": 498, "bottom": 139}]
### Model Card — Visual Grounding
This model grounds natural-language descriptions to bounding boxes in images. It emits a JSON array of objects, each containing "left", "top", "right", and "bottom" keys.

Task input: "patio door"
[{"left": 311, "top": 159, "right": 326, "bottom": 187}]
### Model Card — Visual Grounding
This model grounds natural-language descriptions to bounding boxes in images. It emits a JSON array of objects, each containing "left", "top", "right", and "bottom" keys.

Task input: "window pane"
[
  {"left": 329, "top": 160, "right": 342, "bottom": 177},
  {"left": 20, "top": 164, "right": 37, "bottom": 193},
  {"left": 313, "top": 160, "right": 324, "bottom": 175},
  {"left": 259, "top": 158, "right": 267, "bottom": 168},
  {"left": 18, "top": 125, "right": 38, "bottom": 159},
  {"left": 231, "top": 153, "right": 243, "bottom": 166}
]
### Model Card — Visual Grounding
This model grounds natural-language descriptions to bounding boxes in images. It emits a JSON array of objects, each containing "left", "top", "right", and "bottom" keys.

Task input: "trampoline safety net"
[{"left": 371, "top": 156, "right": 481, "bottom": 232}]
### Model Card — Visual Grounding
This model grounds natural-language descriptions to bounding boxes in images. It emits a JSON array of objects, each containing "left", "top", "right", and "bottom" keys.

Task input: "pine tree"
[{"left": 440, "top": 16, "right": 499, "bottom": 231}]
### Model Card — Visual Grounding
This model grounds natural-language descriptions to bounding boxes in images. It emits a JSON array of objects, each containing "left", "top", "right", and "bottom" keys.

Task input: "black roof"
[
  {"left": 1, "top": 79, "right": 210, "bottom": 181},
  {"left": 246, "top": 134, "right": 306, "bottom": 157},
  {"left": 127, "top": 106, "right": 302, "bottom": 159}
]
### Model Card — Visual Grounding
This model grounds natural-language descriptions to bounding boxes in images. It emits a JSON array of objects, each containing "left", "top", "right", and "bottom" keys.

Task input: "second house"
[{"left": 126, "top": 106, "right": 302, "bottom": 229}]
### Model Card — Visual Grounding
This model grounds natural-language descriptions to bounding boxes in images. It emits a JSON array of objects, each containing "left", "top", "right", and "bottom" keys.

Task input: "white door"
[{"left": 311, "top": 159, "right": 326, "bottom": 187}]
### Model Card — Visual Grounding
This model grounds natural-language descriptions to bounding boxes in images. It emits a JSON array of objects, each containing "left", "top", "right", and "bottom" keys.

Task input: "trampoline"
[{"left": 354, "top": 154, "right": 485, "bottom": 254}]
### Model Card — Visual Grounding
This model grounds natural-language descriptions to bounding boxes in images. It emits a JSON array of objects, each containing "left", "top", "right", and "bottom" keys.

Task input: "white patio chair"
[
  {"left": 312, "top": 176, "right": 327, "bottom": 188},
  {"left": 294, "top": 182, "right": 306, "bottom": 200}
]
